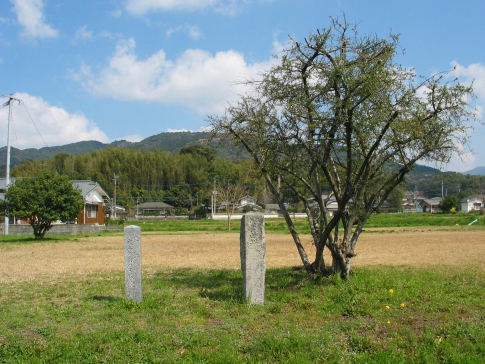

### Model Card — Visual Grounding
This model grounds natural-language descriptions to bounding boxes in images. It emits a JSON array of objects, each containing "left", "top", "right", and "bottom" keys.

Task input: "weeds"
[{"left": 1, "top": 266, "right": 484, "bottom": 362}]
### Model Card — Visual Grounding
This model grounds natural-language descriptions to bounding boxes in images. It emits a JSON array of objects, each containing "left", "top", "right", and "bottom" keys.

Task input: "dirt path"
[{"left": 1, "top": 230, "right": 484, "bottom": 283}]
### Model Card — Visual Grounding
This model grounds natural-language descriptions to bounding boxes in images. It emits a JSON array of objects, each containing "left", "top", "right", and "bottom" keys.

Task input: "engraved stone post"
[
  {"left": 124, "top": 225, "right": 142, "bottom": 302},
  {"left": 240, "top": 212, "right": 266, "bottom": 305}
]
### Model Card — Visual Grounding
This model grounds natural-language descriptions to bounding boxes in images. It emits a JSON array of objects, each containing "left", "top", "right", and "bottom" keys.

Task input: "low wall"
[
  {"left": 129, "top": 216, "right": 189, "bottom": 221},
  {"left": 210, "top": 213, "right": 302, "bottom": 220},
  {"left": 4, "top": 224, "right": 122, "bottom": 236}
]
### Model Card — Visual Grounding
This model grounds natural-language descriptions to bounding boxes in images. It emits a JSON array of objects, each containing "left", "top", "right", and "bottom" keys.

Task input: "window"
[
  {"left": 474, "top": 202, "right": 482, "bottom": 210},
  {"left": 87, "top": 204, "right": 97, "bottom": 218}
]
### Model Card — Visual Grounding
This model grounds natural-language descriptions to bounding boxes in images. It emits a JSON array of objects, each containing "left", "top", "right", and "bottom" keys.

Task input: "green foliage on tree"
[
  {"left": 414, "top": 172, "right": 485, "bottom": 198},
  {"left": 386, "top": 186, "right": 405, "bottom": 210},
  {"left": 210, "top": 18, "right": 476, "bottom": 278},
  {"left": 179, "top": 145, "right": 217, "bottom": 162},
  {"left": 5, "top": 171, "right": 84, "bottom": 239},
  {"left": 439, "top": 195, "right": 459, "bottom": 213}
]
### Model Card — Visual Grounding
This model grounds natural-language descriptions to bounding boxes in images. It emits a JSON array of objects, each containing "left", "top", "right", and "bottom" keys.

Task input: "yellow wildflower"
[
  {"left": 387, "top": 320, "right": 391, "bottom": 325},
  {"left": 389, "top": 289, "right": 394, "bottom": 294},
  {"left": 385, "top": 305, "right": 390, "bottom": 310},
  {"left": 400, "top": 303, "right": 405, "bottom": 308}
]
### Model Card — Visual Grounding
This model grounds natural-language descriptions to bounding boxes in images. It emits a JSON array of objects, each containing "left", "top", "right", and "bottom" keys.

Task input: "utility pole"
[
  {"left": 113, "top": 173, "right": 119, "bottom": 219},
  {"left": 212, "top": 178, "right": 217, "bottom": 216},
  {"left": 2, "top": 94, "right": 22, "bottom": 235}
]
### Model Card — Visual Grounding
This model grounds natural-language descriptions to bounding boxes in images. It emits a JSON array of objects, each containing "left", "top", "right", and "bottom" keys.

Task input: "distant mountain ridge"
[
  {"left": 0, "top": 132, "right": 247, "bottom": 172},
  {"left": 3, "top": 131, "right": 482, "bottom": 178},
  {"left": 461, "top": 166, "right": 485, "bottom": 176}
]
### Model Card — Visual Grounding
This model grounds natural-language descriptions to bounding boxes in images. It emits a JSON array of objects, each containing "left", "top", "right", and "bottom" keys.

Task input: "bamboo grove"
[{"left": 10, "top": 146, "right": 264, "bottom": 212}]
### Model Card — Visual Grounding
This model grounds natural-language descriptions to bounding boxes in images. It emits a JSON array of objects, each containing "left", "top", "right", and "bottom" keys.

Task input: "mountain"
[
  {"left": 461, "top": 166, "right": 485, "bottom": 176},
  {"left": 0, "top": 132, "right": 248, "bottom": 173}
]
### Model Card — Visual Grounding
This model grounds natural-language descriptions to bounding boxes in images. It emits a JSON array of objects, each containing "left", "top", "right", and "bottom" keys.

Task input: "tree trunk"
[
  {"left": 32, "top": 221, "right": 51, "bottom": 239},
  {"left": 331, "top": 250, "right": 352, "bottom": 279},
  {"left": 312, "top": 240, "right": 326, "bottom": 274}
]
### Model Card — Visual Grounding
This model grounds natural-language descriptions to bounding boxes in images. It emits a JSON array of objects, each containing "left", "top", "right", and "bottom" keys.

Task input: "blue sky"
[{"left": 1, "top": 0, "right": 484, "bottom": 172}]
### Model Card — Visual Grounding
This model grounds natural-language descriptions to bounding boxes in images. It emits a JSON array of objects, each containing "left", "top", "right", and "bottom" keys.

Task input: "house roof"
[
  {"left": 459, "top": 194, "right": 485, "bottom": 203},
  {"left": 265, "top": 204, "right": 280, "bottom": 210},
  {"left": 136, "top": 202, "right": 174, "bottom": 209},
  {"left": 420, "top": 197, "right": 442, "bottom": 206},
  {"left": 71, "top": 180, "right": 110, "bottom": 201},
  {"left": 0, "top": 178, "right": 110, "bottom": 202}
]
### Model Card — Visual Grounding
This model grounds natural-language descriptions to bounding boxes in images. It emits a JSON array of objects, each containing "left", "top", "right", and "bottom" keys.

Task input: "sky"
[{"left": 0, "top": 0, "right": 484, "bottom": 173}]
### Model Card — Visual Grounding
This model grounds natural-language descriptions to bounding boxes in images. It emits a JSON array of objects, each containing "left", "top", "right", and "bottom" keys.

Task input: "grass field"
[
  {"left": 120, "top": 211, "right": 484, "bottom": 233},
  {"left": 1, "top": 216, "right": 485, "bottom": 363}
]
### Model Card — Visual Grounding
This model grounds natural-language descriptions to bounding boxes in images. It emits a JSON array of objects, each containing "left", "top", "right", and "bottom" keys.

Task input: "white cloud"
[
  {"left": 117, "top": 134, "right": 144, "bottom": 142},
  {"left": 166, "top": 24, "right": 203, "bottom": 40},
  {"left": 109, "top": 9, "right": 122, "bottom": 18},
  {"left": 74, "top": 26, "right": 93, "bottom": 42},
  {"left": 166, "top": 126, "right": 212, "bottom": 133},
  {"left": 166, "top": 128, "right": 192, "bottom": 132},
  {"left": 125, "top": 0, "right": 245, "bottom": 16},
  {"left": 126, "top": 0, "right": 218, "bottom": 15},
  {"left": 0, "top": 93, "right": 110, "bottom": 149},
  {"left": 10, "top": 0, "right": 57, "bottom": 39},
  {"left": 451, "top": 61, "right": 485, "bottom": 105},
  {"left": 445, "top": 151, "right": 477, "bottom": 173},
  {"left": 74, "top": 38, "right": 272, "bottom": 114}
]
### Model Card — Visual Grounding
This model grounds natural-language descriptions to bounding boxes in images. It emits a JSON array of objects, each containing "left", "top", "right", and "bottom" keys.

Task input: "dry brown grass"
[{"left": 1, "top": 229, "right": 484, "bottom": 284}]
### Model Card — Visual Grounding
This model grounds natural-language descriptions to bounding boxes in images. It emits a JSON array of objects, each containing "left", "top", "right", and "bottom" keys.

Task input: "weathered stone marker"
[
  {"left": 240, "top": 212, "right": 266, "bottom": 305},
  {"left": 124, "top": 225, "right": 142, "bottom": 302}
]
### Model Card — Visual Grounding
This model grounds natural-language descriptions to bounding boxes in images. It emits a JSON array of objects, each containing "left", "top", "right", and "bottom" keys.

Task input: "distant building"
[
  {"left": 135, "top": 202, "right": 174, "bottom": 215},
  {"left": 419, "top": 197, "right": 442, "bottom": 213},
  {"left": 0, "top": 178, "right": 110, "bottom": 225},
  {"left": 460, "top": 195, "right": 484, "bottom": 213}
]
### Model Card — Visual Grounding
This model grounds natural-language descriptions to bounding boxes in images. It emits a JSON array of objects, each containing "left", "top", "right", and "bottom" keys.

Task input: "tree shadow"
[
  {"left": 152, "top": 267, "right": 312, "bottom": 303},
  {"left": 91, "top": 295, "right": 120, "bottom": 302},
  {"left": 154, "top": 269, "right": 245, "bottom": 302}
]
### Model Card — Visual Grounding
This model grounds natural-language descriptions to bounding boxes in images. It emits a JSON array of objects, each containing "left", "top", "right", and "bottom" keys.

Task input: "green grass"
[
  {"left": 127, "top": 217, "right": 314, "bottom": 234},
  {"left": 366, "top": 212, "right": 483, "bottom": 228},
  {"left": 127, "top": 212, "right": 484, "bottom": 234},
  {"left": 1, "top": 266, "right": 484, "bottom": 363}
]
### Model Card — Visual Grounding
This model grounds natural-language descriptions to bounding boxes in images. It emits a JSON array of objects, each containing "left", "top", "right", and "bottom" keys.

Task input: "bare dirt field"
[{"left": 1, "top": 229, "right": 484, "bottom": 283}]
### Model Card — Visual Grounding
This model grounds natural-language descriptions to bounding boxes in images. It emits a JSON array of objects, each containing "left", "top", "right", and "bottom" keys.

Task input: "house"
[
  {"left": 0, "top": 178, "right": 110, "bottom": 225},
  {"left": 105, "top": 204, "right": 126, "bottom": 218},
  {"left": 237, "top": 195, "right": 257, "bottom": 209},
  {"left": 460, "top": 195, "right": 484, "bottom": 213},
  {"left": 308, "top": 195, "right": 340, "bottom": 216},
  {"left": 419, "top": 197, "right": 442, "bottom": 213},
  {"left": 135, "top": 202, "right": 174, "bottom": 215},
  {"left": 265, "top": 204, "right": 281, "bottom": 213},
  {"left": 72, "top": 180, "right": 110, "bottom": 225}
]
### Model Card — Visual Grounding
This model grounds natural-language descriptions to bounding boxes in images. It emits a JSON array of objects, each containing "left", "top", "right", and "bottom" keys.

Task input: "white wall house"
[{"left": 460, "top": 195, "right": 484, "bottom": 213}]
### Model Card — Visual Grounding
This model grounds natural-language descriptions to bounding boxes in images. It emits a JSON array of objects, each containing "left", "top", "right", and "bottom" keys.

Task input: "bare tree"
[
  {"left": 217, "top": 181, "right": 250, "bottom": 231},
  {"left": 209, "top": 18, "right": 476, "bottom": 278}
]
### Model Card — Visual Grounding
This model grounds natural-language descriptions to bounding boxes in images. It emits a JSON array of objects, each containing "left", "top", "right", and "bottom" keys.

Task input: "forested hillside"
[
  {"left": 11, "top": 146, "right": 262, "bottom": 211},
  {"left": 7, "top": 132, "right": 485, "bottom": 211},
  {"left": 0, "top": 132, "right": 248, "bottom": 173}
]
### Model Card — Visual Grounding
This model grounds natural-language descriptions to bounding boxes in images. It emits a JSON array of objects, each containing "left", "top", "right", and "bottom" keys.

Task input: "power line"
[{"left": 21, "top": 102, "right": 49, "bottom": 148}]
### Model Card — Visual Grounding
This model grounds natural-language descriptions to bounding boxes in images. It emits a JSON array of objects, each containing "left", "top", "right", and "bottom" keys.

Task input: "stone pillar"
[
  {"left": 124, "top": 225, "right": 142, "bottom": 302},
  {"left": 240, "top": 212, "right": 266, "bottom": 305}
]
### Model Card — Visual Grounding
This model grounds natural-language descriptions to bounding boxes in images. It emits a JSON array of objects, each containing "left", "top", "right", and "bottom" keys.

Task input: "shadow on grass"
[
  {"left": 92, "top": 295, "right": 120, "bottom": 302},
  {"left": 152, "top": 267, "right": 311, "bottom": 303},
  {"left": 0, "top": 235, "right": 67, "bottom": 244}
]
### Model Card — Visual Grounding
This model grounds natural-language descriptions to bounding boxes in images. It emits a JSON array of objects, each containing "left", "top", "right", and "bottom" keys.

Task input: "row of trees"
[
  {"left": 11, "top": 146, "right": 265, "bottom": 212},
  {"left": 414, "top": 171, "right": 485, "bottom": 198}
]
